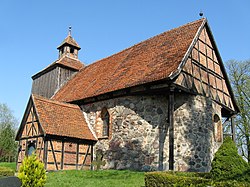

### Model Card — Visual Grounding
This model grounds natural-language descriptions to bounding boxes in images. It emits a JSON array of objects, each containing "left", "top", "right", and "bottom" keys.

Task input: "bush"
[
  {"left": 18, "top": 154, "right": 46, "bottom": 187},
  {"left": 0, "top": 166, "right": 14, "bottom": 178},
  {"left": 145, "top": 171, "right": 211, "bottom": 187},
  {"left": 145, "top": 171, "right": 250, "bottom": 187},
  {"left": 210, "top": 137, "right": 249, "bottom": 181}
]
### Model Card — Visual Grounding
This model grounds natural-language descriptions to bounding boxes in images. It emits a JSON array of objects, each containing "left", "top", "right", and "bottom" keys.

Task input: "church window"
[
  {"left": 27, "top": 141, "right": 36, "bottom": 156},
  {"left": 213, "top": 114, "right": 222, "bottom": 142},
  {"left": 101, "top": 108, "right": 110, "bottom": 137}
]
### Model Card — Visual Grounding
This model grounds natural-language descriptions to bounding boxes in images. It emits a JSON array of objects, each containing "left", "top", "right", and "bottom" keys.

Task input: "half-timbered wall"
[
  {"left": 46, "top": 140, "right": 92, "bottom": 171},
  {"left": 17, "top": 105, "right": 44, "bottom": 169},
  {"left": 17, "top": 102, "right": 93, "bottom": 171},
  {"left": 175, "top": 26, "right": 234, "bottom": 112},
  {"left": 32, "top": 66, "right": 77, "bottom": 98}
]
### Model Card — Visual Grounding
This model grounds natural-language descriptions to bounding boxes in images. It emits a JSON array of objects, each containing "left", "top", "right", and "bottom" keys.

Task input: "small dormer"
[{"left": 57, "top": 27, "right": 81, "bottom": 59}]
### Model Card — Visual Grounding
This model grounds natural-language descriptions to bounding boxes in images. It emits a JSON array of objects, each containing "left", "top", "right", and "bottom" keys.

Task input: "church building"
[{"left": 16, "top": 18, "right": 238, "bottom": 172}]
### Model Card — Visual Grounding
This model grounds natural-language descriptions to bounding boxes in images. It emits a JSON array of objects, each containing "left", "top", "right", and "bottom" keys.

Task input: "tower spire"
[
  {"left": 57, "top": 26, "right": 81, "bottom": 59},
  {"left": 68, "top": 26, "right": 72, "bottom": 36}
]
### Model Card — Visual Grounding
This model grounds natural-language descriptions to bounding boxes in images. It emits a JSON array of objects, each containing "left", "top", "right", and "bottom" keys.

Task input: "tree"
[
  {"left": 210, "top": 137, "right": 249, "bottom": 181},
  {"left": 0, "top": 103, "right": 18, "bottom": 162},
  {"left": 226, "top": 59, "right": 250, "bottom": 162}
]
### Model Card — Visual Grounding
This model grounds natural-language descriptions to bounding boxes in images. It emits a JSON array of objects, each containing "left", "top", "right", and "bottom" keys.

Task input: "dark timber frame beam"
[
  {"left": 43, "top": 139, "right": 48, "bottom": 170},
  {"left": 231, "top": 115, "right": 236, "bottom": 142},
  {"left": 49, "top": 140, "right": 59, "bottom": 170},
  {"left": 76, "top": 143, "right": 79, "bottom": 170},
  {"left": 90, "top": 144, "right": 94, "bottom": 170},
  {"left": 81, "top": 145, "right": 90, "bottom": 170},
  {"left": 168, "top": 85, "right": 175, "bottom": 170},
  {"left": 61, "top": 141, "right": 65, "bottom": 170}
]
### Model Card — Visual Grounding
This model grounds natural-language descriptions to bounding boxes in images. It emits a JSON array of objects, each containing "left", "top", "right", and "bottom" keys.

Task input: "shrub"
[
  {"left": 0, "top": 166, "right": 14, "bottom": 178},
  {"left": 210, "top": 137, "right": 249, "bottom": 181},
  {"left": 145, "top": 171, "right": 211, "bottom": 187},
  {"left": 18, "top": 154, "right": 46, "bottom": 187},
  {"left": 211, "top": 180, "right": 250, "bottom": 187}
]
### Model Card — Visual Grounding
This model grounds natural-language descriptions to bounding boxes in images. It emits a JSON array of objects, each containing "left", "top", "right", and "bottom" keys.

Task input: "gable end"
[{"left": 174, "top": 20, "right": 239, "bottom": 114}]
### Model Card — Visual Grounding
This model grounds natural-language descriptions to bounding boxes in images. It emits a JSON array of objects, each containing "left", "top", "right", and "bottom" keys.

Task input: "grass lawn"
[
  {"left": 0, "top": 162, "right": 16, "bottom": 171},
  {"left": 0, "top": 162, "right": 145, "bottom": 186},
  {"left": 46, "top": 170, "right": 145, "bottom": 187}
]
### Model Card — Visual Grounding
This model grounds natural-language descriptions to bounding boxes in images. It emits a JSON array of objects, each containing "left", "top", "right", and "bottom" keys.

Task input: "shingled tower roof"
[{"left": 57, "top": 27, "right": 81, "bottom": 50}]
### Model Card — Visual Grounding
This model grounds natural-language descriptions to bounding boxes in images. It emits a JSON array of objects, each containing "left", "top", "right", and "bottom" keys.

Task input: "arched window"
[
  {"left": 213, "top": 114, "right": 222, "bottom": 142},
  {"left": 101, "top": 108, "right": 110, "bottom": 137},
  {"left": 27, "top": 142, "right": 36, "bottom": 156}
]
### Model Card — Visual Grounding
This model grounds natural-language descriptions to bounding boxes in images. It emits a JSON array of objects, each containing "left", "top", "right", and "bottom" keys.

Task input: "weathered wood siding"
[{"left": 32, "top": 67, "right": 76, "bottom": 98}]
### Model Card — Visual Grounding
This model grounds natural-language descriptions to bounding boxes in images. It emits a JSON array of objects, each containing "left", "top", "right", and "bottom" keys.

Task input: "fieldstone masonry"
[
  {"left": 174, "top": 93, "right": 222, "bottom": 172},
  {"left": 81, "top": 93, "right": 222, "bottom": 172}
]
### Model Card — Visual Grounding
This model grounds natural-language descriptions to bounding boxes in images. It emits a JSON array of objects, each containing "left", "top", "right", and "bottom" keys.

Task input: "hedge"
[
  {"left": 145, "top": 171, "right": 211, "bottom": 187},
  {"left": 0, "top": 166, "right": 15, "bottom": 178},
  {"left": 144, "top": 171, "right": 250, "bottom": 187},
  {"left": 211, "top": 180, "right": 250, "bottom": 187}
]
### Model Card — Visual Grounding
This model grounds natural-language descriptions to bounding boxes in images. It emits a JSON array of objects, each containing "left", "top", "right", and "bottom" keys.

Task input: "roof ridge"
[
  {"left": 67, "top": 19, "right": 205, "bottom": 76},
  {"left": 32, "top": 94, "right": 79, "bottom": 109},
  {"left": 83, "top": 18, "right": 206, "bottom": 69},
  {"left": 53, "top": 18, "right": 205, "bottom": 102}
]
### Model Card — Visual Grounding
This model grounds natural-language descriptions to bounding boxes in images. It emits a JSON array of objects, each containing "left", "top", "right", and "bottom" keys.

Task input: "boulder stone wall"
[{"left": 81, "top": 93, "right": 222, "bottom": 172}]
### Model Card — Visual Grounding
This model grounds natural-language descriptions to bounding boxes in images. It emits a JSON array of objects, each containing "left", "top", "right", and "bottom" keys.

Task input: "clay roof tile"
[
  {"left": 32, "top": 94, "right": 96, "bottom": 141},
  {"left": 53, "top": 19, "right": 205, "bottom": 102}
]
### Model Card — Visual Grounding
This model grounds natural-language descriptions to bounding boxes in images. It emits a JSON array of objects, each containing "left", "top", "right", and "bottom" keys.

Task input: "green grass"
[
  {"left": 0, "top": 162, "right": 16, "bottom": 171},
  {"left": 46, "top": 170, "right": 145, "bottom": 187},
  {"left": 0, "top": 162, "right": 144, "bottom": 186}
]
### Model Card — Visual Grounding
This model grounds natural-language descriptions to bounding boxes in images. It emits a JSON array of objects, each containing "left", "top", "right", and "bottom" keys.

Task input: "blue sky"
[{"left": 0, "top": 1, "right": 249, "bottom": 123}]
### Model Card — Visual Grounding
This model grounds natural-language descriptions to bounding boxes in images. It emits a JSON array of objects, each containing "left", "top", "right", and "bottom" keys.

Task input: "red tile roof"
[
  {"left": 53, "top": 19, "right": 205, "bottom": 102},
  {"left": 32, "top": 94, "right": 96, "bottom": 141}
]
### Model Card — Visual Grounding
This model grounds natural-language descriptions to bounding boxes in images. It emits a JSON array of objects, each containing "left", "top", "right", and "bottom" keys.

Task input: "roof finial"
[
  {"left": 199, "top": 11, "right": 204, "bottom": 18},
  {"left": 68, "top": 26, "right": 72, "bottom": 36}
]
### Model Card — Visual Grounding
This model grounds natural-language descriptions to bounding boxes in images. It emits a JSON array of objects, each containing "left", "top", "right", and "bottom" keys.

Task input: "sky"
[{"left": 0, "top": 1, "right": 249, "bottom": 123}]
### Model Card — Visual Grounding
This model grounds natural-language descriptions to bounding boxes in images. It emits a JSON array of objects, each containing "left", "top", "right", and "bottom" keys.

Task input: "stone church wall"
[
  {"left": 81, "top": 93, "right": 222, "bottom": 172},
  {"left": 174, "top": 93, "right": 222, "bottom": 172},
  {"left": 81, "top": 95, "right": 169, "bottom": 171}
]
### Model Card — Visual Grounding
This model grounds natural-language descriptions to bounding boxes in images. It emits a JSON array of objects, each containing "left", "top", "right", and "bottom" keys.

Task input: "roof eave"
[
  {"left": 169, "top": 18, "right": 207, "bottom": 80},
  {"left": 57, "top": 42, "right": 81, "bottom": 50}
]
